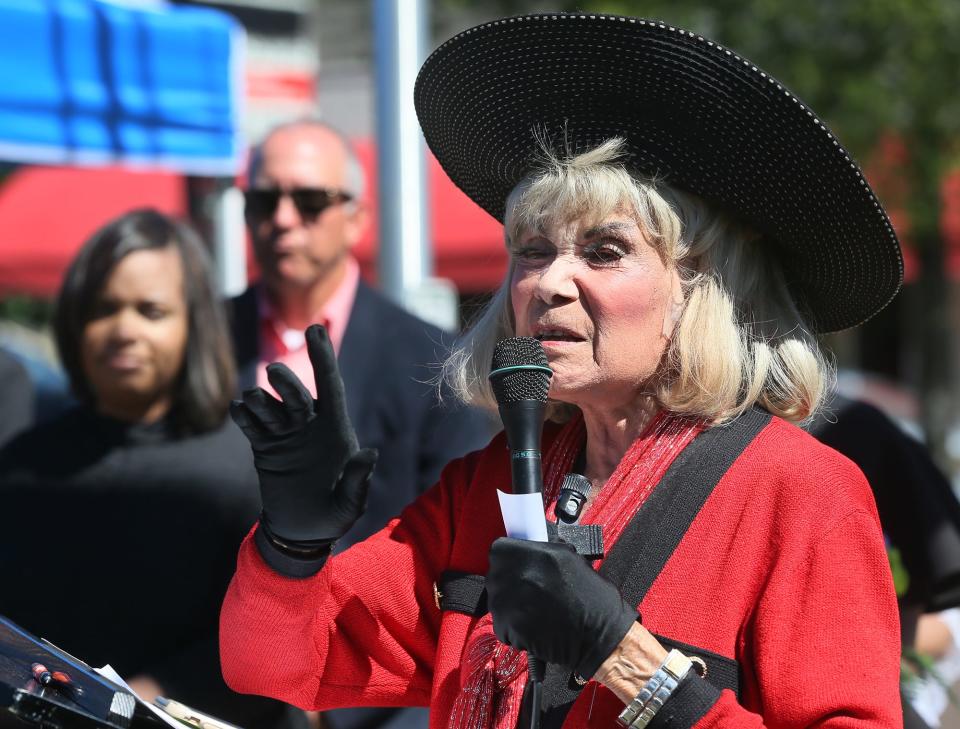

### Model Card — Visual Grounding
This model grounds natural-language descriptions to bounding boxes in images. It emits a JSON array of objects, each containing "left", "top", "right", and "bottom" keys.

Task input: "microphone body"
[
  {"left": 489, "top": 337, "right": 553, "bottom": 500},
  {"left": 488, "top": 337, "right": 553, "bottom": 729},
  {"left": 500, "top": 400, "right": 546, "bottom": 496}
]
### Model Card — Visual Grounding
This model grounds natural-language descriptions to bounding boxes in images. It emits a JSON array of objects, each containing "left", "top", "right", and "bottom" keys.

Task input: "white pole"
[
  {"left": 373, "top": 0, "right": 459, "bottom": 330},
  {"left": 212, "top": 184, "right": 248, "bottom": 298}
]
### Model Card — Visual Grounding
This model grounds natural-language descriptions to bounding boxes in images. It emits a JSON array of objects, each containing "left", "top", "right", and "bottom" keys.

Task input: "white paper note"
[{"left": 497, "top": 490, "right": 549, "bottom": 542}]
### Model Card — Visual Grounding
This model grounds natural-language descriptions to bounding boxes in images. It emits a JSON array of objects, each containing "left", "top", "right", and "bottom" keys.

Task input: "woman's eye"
[
  {"left": 512, "top": 246, "right": 552, "bottom": 263},
  {"left": 139, "top": 304, "right": 167, "bottom": 320},
  {"left": 585, "top": 243, "right": 626, "bottom": 264}
]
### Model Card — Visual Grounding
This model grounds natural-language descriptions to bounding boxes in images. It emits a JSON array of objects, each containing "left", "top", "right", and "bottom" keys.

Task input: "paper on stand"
[
  {"left": 497, "top": 490, "right": 549, "bottom": 542},
  {"left": 94, "top": 664, "right": 183, "bottom": 729}
]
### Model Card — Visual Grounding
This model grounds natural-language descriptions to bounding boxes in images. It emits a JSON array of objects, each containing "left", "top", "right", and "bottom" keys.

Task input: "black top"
[
  {"left": 810, "top": 396, "right": 960, "bottom": 613},
  {"left": 0, "top": 406, "right": 301, "bottom": 729}
]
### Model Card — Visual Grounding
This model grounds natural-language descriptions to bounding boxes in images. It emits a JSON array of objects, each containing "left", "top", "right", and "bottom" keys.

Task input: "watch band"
[{"left": 617, "top": 649, "right": 694, "bottom": 728}]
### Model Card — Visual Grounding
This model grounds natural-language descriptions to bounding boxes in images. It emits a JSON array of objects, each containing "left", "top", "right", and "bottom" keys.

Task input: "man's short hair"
[{"left": 247, "top": 119, "right": 365, "bottom": 201}]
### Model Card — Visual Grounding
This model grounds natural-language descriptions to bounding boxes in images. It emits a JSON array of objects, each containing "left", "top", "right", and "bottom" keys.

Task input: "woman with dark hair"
[
  {"left": 0, "top": 209, "right": 303, "bottom": 729},
  {"left": 53, "top": 208, "right": 235, "bottom": 434}
]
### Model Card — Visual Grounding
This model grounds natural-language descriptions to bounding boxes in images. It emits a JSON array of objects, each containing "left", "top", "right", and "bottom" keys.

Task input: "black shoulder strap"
[
  {"left": 598, "top": 407, "right": 772, "bottom": 601},
  {"left": 539, "top": 407, "right": 771, "bottom": 724}
]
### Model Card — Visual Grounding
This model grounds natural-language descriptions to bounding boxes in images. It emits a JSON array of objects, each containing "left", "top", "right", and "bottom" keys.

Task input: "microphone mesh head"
[{"left": 489, "top": 337, "right": 552, "bottom": 404}]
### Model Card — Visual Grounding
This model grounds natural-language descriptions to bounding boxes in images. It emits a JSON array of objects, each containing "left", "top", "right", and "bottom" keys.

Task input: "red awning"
[
  {"left": 0, "top": 165, "right": 186, "bottom": 297},
  {"left": 0, "top": 140, "right": 508, "bottom": 299}
]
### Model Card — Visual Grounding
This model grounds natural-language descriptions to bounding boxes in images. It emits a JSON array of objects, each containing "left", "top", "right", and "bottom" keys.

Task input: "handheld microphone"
[
  {"left": 488, "top": 337, "right": 553, "bottom": 499},
  {"left": 488, "top": 336, "right": 552, "bottom": 729}
]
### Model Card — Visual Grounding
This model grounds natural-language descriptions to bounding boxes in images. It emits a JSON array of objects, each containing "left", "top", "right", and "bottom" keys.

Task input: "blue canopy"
[{"left": 0, "top": 0, "right": 243, "bottom": 175}]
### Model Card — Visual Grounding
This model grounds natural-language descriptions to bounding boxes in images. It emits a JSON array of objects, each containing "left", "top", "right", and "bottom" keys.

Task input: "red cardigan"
[{"left": 220, "top": 416, "right": 901, "bottom": 727}]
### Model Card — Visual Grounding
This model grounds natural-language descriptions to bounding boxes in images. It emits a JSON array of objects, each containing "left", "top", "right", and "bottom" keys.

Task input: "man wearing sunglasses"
[{"left": 229, "top": 122, "right": 491, "bottom": 729}]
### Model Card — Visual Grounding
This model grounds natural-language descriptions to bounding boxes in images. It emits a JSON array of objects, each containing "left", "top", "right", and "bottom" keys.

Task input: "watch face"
[{"left": 664, "top": 649, "right": 693, "bottom": 678}]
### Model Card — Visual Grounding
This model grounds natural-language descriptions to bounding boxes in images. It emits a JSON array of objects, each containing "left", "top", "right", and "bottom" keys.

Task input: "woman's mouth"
[
  {"left": 534, "top": 329, "right": 584, "bottom": 344},
  {"left": 104, "top": 354, "right": 143, "bottom": 372}
]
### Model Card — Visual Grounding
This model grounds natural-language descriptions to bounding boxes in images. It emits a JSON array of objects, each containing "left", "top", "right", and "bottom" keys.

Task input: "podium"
[{"left": 0, "top": 615, "right": 157, "bottom": 729}]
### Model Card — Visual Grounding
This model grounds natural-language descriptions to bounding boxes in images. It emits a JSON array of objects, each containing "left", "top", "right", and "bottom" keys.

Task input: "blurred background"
[{"left": 0, "top": 0, "right": 958, "bottom": 476}]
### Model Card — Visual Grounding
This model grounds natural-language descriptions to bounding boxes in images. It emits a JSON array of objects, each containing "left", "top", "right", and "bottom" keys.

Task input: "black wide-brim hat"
[{"left": 414, "top": 13, "right": 904, "bottom": 333}]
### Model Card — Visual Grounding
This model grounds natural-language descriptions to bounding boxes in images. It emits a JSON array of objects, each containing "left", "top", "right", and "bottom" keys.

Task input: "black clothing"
[
  {"left": 810, "top": 396, "right": 960, "bottom": 614},
  {"left": 0, "top": 406, "right": 301, "bottom": 729},
  {"left": 230, "top": 280, "right": 494, "bottom": 729},
  {"left": 0, "top": 348, "right": 34, "bottom": 448}
]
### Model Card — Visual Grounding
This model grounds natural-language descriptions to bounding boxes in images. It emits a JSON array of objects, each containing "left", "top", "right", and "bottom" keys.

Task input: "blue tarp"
[{"left": 0, "top": 0, "right": 243, "bottom": 175}]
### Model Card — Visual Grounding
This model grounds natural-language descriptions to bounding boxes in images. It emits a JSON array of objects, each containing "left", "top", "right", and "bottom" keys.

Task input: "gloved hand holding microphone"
[
  {"left": 483, "top": 337, "right": 640, "bottom": 729},
  {"left": 486, "top": 536, "right": 640, "bottom": 681}
]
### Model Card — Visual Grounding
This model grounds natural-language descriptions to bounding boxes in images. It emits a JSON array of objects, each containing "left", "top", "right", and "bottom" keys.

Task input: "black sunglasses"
[{"left": 244, "top": 187, "right": 353, "bottom": 221}]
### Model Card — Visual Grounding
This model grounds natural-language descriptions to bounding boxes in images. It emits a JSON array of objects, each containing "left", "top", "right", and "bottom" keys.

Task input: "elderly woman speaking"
[{"left": 220, "top": 13, "right": 903, "bottom": 729}]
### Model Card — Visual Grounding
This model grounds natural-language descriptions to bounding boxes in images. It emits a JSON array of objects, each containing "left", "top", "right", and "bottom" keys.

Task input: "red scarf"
[{"left": 448, "top": 411, "right": 703, "bottom": 729}]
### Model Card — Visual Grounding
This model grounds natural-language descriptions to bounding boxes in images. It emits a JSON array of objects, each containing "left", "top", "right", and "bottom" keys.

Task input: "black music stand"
[{"left": 0, "top": 615, "right": 159, "bottom": 729}]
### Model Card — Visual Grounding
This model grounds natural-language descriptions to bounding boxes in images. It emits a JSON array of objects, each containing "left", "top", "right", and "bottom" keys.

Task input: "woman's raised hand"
[{"left": 231, "top": 324, "right": 377, "bottom": 550}]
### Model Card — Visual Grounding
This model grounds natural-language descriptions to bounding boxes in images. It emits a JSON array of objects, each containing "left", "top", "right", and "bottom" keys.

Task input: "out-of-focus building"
[{"left": 175, "top": 0, "right": 322, "bottom": 142}]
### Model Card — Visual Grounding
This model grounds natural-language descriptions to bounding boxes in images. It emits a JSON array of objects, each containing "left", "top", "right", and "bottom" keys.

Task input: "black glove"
[
  {"left": 486, "top": 537, "right": 639, "bottom": 680},
  {"left": 231, "top": 325, "right": 377, "bottom": 553}
]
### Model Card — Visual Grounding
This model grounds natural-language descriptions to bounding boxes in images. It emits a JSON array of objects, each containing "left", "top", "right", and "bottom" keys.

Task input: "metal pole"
[
  {"left": 212, "top": 183, "right": 248, "bottom": 298},
  {"left": 373, "top": 0, "right": 430, "bottom": 304},
  {"left": 187, "top": 176, "right": 247, "bottom": 299}
]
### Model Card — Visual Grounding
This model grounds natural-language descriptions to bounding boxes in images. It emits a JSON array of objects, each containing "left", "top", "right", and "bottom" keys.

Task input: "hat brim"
[{"left": 414, "top": 13, "right": 903, "bottom": 333}]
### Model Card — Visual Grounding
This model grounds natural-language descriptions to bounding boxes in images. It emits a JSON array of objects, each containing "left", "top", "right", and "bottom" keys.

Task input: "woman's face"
[
  {"left": 81, "top": 247, "right": 189, "bottom": 423},
  {"left": 510, "top": 210, "right": 683, "bottom": 410}
]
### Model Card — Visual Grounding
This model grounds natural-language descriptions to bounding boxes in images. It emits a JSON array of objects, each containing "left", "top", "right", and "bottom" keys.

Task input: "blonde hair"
[{"left": 442, "top": 139, "right": 831, "bottom": 425}]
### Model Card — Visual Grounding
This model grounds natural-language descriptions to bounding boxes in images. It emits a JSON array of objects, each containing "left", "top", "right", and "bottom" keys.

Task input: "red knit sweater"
[{"left": 220, "top": 416, "right": 901, "bottom": 727}]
